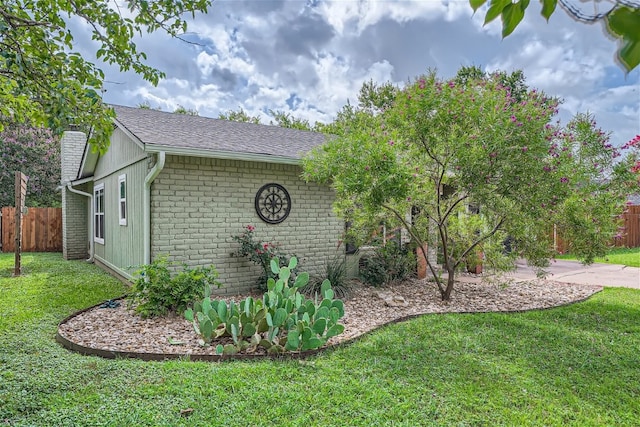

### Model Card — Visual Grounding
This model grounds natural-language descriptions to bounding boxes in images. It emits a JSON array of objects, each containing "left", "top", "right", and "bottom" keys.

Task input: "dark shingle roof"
[{"left": 111, "top": 105, "right": 327, "bottom": 161}]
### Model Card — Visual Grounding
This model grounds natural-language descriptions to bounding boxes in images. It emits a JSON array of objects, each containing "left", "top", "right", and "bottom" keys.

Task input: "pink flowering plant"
[
  {"left": 616, "top": 134, "right": 640, "bottom": 186},
  {"left": 304, "top": 66, "right": 636, "bottom": 301},
  {"left": 231, "top": 225, "right": 299, "bottom": 290},
  {"left": 0, "top": 125, "right": 61, "bottom": 207}
]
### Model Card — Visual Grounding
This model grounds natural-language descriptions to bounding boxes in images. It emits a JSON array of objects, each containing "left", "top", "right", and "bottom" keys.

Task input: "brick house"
[{"left": 60, "top": 105, "right": 343, "bottom": 294}]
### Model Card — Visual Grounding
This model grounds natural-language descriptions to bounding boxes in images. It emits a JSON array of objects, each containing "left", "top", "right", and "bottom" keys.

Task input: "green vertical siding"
[
  {"left": 99, "top": 160, "right": 147, "bottom": 274},
  {"left": 94, "top": 128, "right": 146, "bottom": 178},
  {"left": 92, "top": 130, "right": 148, "bottom": 277}
]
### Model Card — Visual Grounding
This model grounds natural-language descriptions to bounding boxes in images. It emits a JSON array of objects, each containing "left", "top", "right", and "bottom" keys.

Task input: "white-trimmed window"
[
  {"left": 118, "top": 174, "right": 127, "bottom": 226},
  {"left": 94, "top": 183, "right": 105, "bottom": 244}
]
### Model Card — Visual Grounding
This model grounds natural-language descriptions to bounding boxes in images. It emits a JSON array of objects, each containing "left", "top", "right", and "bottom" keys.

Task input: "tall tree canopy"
[
  {"left": 0, "top": 0, "right": 211, "bottom": 152},
  {"left": 471, "top": 0, "right": 640, "bottom": 71},
  {"left": 0, "top": 125, "right": 61, "bottom": 207},
  {"left": 268, "top": 110, "right": 313, "bottom": 131},
  {"left": 218, "top": 108, "right": 261, "bottom": 124},
  {"left": 303, "top": 68, "right": 637, "bottom": 300}
]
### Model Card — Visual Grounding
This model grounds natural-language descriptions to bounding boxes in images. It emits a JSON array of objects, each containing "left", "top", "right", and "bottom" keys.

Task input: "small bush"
[
  {"left": 304, "top": 256, "right": 351, "bottom": 299},
  {"left": 231, "top": 225, "right": 298, "bottom": 290},
  {"left": 360, "top": 240, "right": 416, "bottom": 287},
  {"left": 128, "top": 258, "right": 222, "bottom": 318}
]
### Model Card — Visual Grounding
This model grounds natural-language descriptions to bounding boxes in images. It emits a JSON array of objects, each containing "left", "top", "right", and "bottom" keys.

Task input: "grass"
[
  {"left": 2, "top": 253, "right": 640, "bottom": 426},
  {"left": 556, "top": 247, "right": 640, "bottom": 268}
]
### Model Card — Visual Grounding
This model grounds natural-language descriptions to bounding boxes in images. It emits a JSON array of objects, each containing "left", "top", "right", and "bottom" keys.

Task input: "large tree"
[
  {"left": 303, "top": 68, "right": 636, "bottom": 300},
  {"left": 267, "top": 110, "right": 312, "bottom": 131},
  {"left": 218, "top": 108, "right": 261, "bottom": 124},
  {"left": 0, "top": 125, "right": 61, "bottom": 207},
  {"left": 471, "top": 0, "right": 640, "bottom": 71},
  {"left": 0, "top": 0, "right": 211, "bottom": 152}
]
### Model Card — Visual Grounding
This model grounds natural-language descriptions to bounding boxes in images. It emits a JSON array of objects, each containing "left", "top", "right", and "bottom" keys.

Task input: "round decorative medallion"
[{"left": 255, "top": 183, "right": 291, "bottom": 224}]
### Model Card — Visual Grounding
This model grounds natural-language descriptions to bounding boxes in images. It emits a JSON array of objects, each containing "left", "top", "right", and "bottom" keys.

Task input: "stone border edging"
[{"left": 56, "top": 286, "right": 603, "bottom": 362}]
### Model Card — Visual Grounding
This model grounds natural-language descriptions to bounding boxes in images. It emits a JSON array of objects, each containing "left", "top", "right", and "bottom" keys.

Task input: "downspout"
[
  {"left": 66, "top": 184, "right": 94, "bottom": 262},
  {"left": 143, "top": 152, "right": 166, "bottom": 265}
]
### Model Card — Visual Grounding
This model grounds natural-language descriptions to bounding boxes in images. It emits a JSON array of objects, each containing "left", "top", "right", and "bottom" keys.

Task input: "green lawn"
[
  {"left": 2, "top": 253, "right": 640, "bottom": 426},
  {"left": 556, "top": 247, "right": 640, "bottom": 268}
]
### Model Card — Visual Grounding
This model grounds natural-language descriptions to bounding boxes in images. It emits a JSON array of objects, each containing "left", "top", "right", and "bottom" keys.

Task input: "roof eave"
[
  {"left": 78, "top": 143, "right": 99, "bottom": 179},
  {"left": 143, "top": 144, "right": 303, "bottom": 165}
]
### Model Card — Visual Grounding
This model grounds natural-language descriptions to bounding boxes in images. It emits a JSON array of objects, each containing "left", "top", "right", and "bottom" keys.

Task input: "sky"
[{"left": 92, "top": 0, "right": 639, "bottom": 148}]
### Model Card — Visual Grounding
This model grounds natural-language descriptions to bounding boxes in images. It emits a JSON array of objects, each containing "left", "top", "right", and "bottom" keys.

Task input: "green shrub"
[
  {"left": 231, "top": 225, "right": 298, "bottom": 291},
  {"left": 304, "top": 255, "right": 351, "bottom": 299},
  {"left": 185, "top": 257, "right": 345, "bottom": 354},
  {"left": 128, "top": 258, "right": 222, "bottom": 318},
  {"left": 360, "top": 240, "right": 416, "bottom": 287}
]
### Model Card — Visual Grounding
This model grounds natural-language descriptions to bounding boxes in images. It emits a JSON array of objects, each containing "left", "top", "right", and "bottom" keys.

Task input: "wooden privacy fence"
[
  {"left": 554, "top": 205, "right": 640, "bottom": 253},
  {"left": 620, "top": 205, "right": 640, "bottom": 248},
  {"left": 1, "top": 207, "right": 62, "bottom": 252}
]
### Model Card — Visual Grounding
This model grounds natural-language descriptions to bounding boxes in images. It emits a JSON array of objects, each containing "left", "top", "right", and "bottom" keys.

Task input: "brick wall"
[
  {"left": 60, "top": 131, "right": 89, "bottom": 260},
  {"left": 60, "top": 131, "right": 86, "bottom": 183},
  {"left": 151, "top": 155, "right": 343, "bottom": 295},
  {"left": 62, "top": 191, "right": 88, "bottom": 259}
]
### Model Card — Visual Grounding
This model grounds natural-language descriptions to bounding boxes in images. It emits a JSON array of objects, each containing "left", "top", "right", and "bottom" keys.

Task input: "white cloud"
[
  {"left": 97, "top": 0, "right": 637, "bottom": 148},
  {"left": 319, "top": 0, "right": 463, "bottom": 36},
  {"left": 487, "top": 38, "right": 607, "bottom": 94},
  {"left": 311, "top": 55, "right": 396, "bottom": 117}
]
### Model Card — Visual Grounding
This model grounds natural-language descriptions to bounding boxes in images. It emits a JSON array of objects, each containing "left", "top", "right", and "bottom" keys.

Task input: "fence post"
[{"left": 14, "top": 172, "right": 28, "bottom": 276}]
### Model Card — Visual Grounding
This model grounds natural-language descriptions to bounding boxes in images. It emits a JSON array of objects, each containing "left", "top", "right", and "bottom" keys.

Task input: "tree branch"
[
  {"left": 381, "top": 202, "right": 446, "bottom": 296},
  {"left": 440, "top": 194, "right": 469, "bottom": 226},
  {"left": 419, "top": 135, "right": 444, "bottom": 167},
  {"left": 0, "top": 9, "right": 53, "bottom": 29},
  {"left": 454, "top": 216, "right": 506, "bottom": 269}
]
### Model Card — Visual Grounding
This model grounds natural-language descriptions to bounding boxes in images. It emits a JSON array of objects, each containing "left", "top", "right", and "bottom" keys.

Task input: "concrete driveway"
[{"left": 507, "top": 259, "right": 640, "bottom": 289}]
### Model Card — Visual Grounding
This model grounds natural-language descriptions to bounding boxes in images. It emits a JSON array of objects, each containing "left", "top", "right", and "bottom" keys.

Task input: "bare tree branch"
[{"left": 382, "top": 202, "right": 447, "bottom": 297}]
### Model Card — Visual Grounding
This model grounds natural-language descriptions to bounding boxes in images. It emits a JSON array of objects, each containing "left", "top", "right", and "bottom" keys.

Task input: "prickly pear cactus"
[{"left": 186, "top": 256, "right": 346, "bottom": 354}]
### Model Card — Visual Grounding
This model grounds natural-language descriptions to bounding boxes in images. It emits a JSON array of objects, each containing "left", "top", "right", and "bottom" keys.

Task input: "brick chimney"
[
  {"left": 60, "top": 131, "right": 89, "bottom": 260},
  {"left": 61, "top": 131, "right": 86, "bottom": 182}
]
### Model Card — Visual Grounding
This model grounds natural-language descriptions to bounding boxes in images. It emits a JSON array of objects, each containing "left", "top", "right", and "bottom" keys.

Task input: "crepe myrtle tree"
[
  {"left": 0, "top": 0, "right": 211, "bottom": 153},
  {"left": 0, "top": 124, "right": 61, "bottom": 207},
  {"left": 552, "top": 115, "right": 640, "bottom": 255},
  {"left": 619, "top": 134, "right": 640, "bottom": 187},
  {"left": 303, "top": 69, "right": 634, "bottom": 301}
]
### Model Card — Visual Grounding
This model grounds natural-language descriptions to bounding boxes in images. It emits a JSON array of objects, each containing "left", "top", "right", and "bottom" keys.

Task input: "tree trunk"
[{"left": 441, "top": 267, "right": 455, "bottom": 301}]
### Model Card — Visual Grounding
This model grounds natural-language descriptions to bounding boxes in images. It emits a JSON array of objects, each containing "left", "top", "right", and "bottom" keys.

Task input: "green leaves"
[
  {"left": 304, "top": 68, "right": 629, "bottom": 300},
  {"left": 501, "top": 0, "right": 529, "bottom": 38},
  {"left": 540, "top": 0, "right": 557, "bottom": 21},
  {"left": 606, "top": 7, "right": 640, "bottom": 71},
  {"left": 606, "top": 6, "right": 640, "bottom": 39},
  {"left": 618, "top": 40, "right": 640, "bottom": 72},
  {"left": 483, "top": 0, "right": 511, "bottom": 25},
  {"left": 474, "top": 0, "right": 639, "bottom": 71},
  {"left": 480, "top": 0, "right": 530, "bottom": 37},
  {"left": 0, "top": 0, "right": 212, "bottom": 151},
  {"left": 469, "top": 0, "right": 487, "bottom": 13}
]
